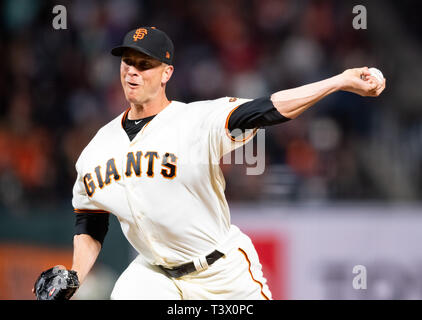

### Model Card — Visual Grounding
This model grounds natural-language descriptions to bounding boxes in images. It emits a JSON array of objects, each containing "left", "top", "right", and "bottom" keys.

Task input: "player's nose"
[{"left": 127, "top": 65, "right": 140, "bottom": 77}]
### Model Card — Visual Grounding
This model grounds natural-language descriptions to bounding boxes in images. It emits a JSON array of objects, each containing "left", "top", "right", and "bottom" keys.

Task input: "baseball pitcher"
[{"left": 33, "top": 27, "right": 385, "bottom": 300}]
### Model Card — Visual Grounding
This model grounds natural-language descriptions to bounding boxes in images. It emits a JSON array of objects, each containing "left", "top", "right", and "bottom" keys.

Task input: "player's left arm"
[
  {"left": 227, "top": 67, "right": 386, "bottom": 134},
  {"left": 271, "top": 67, "right": 386, "bottom": 119},
  {"left": 215, "top": 67, "right": 385, "bottom": 157}
]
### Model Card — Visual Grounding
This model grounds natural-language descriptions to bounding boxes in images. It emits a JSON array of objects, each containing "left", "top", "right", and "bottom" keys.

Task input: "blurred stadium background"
[{"left": 0, "top": 0, "right": 421, "bottom": 299}]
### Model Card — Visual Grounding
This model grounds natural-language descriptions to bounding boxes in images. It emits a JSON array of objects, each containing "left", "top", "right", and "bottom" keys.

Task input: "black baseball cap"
[{"left": 111, "top": 27, "right": 174, "bottom": 65}]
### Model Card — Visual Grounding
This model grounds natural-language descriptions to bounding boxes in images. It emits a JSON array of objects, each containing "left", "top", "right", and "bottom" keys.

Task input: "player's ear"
[{"left": 161, "top": 65, "right": 174, "bottom": 84}]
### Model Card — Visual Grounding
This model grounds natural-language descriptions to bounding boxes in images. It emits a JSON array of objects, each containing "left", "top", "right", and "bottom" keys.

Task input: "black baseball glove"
[{"left": 33, "top": 266, "right": 80, "bottom": 300}]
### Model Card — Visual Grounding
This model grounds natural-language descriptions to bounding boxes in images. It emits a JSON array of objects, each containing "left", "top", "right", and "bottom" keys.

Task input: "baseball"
[{"left": 368, "top": 67, "right": 384, "bottom": 84}]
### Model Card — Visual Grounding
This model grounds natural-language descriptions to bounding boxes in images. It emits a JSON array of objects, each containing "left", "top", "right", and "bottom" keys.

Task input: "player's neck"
[{"left": 128, "top": 96, "right": 171, "bottom": 119}]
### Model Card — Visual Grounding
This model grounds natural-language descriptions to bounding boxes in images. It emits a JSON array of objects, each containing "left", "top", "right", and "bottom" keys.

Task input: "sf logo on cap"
[{"left": 133, "top": 28, "right": 147, "bottom": 41}]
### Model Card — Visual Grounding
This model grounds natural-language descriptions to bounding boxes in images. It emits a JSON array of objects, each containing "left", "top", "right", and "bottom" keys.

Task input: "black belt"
[{"left": 159, "top": 250, "right": 224, "bottom": 278}]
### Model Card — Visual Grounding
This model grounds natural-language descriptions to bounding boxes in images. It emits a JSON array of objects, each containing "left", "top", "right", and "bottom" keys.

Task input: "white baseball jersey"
[{"left": 72, "top": 97, "right": 257, "bottom": 267}]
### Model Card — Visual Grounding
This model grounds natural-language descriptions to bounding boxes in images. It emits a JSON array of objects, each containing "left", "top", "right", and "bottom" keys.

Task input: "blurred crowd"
[{"left": 0, "top": 0, "right": 421, "bottom": 213}]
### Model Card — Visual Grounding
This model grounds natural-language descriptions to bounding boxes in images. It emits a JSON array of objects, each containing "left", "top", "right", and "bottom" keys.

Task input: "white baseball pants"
[{"left": 110, "top": 233, "right": 272, "bottom": 300}]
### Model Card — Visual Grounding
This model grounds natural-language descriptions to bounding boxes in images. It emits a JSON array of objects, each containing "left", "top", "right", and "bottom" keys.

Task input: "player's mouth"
[{"left": 127, "top": 81, "right": 140, "bottom": 89}]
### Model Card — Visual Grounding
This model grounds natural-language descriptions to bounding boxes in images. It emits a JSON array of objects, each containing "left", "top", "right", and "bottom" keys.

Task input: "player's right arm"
[
  {"left": 32, "top": 162, "right": 109, "bottom": 299},
  {"left": 70, "top": 158, "right": 110, "bottom": 285},
  {"left": 71, "top": 210, "right": 109, "bottom": 285},
  {"left": 71, "top": 234, "right": 102, "bottom": 284}
]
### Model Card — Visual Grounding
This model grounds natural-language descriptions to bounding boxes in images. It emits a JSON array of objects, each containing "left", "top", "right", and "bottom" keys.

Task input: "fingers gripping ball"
[
  {"left": 34, "top": 266, "right": 80, "bottom": 300},
  {"left": 360, "top": 67, "right": 384, "bottom": 84},
  {"left": 368, "top": 68, "right": 384, "bottom": 84}
]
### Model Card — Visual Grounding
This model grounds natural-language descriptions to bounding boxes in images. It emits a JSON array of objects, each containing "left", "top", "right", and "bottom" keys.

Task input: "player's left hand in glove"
[{"left": 33, "top": 265, "right": 80, "bottom": 300}]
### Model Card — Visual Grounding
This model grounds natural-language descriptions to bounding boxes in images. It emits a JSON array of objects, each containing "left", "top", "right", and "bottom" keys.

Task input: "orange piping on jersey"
[
  {"left": 225, "top": 105, "right": 258, "bottom": 142},
  {"left": 140, "top": 120, "right": 152, "bottom": 134},
  {"left": 238, "top": 248, "right": 270, "bottom": 300},
  {"left": 121, "top": 107, "right": 131, "bottom": 128},
  {"left": 74, "top": 209, "right": 110, "bottom": 214}
]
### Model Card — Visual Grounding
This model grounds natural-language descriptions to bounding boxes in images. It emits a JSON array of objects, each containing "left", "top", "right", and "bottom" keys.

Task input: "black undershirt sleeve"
[
  {"left": 227, "top": 97, "right": 291, "bottom": 132},
  {"left": 75, "top": 212, "right": 109, "bottom": 246}
]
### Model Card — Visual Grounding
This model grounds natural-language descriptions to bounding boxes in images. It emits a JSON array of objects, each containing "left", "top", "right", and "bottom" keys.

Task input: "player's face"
[{"left": 120, "top": 49, "right": 169, "bottom": 105}]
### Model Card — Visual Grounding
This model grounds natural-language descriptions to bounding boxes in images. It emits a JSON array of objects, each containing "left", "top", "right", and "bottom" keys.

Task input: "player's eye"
[
  {"left": 135, "top": 61, "right": 154, "bottom": 70},
  {"left": 123, "top": 57, "right": 157, "bottom": 70},
  {"left": 123, "top": 58, "right": 133, "bottom": 66}
]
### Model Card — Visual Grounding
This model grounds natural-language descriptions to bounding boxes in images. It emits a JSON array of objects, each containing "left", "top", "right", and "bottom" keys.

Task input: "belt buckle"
[{"left": 159, "top": 250, "right": 224, "bottom": 278}]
